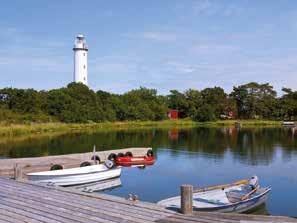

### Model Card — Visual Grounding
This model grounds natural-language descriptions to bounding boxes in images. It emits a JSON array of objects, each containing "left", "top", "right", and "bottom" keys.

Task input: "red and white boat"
[
  {"left": 115, "top": 155, "right": 155, "bottom": 166},
  {"left": 111, "top": 149, "right": 156, "bottom": 167}
]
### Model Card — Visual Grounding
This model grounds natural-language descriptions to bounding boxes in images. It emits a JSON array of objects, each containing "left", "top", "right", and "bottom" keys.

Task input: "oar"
[
  {"left": 193, "top": 179, "right": 248, "bottom": 193},
  {"left": 240, "top": 186, "right": 259, "bottom": 201}
]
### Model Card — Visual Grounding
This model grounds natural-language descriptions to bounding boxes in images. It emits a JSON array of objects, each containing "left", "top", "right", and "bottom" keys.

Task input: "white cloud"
[
  {"left": 192, "top": 0, "right": 216, "bottom": 16},
  {"left": 190, "top": 44, "right": 240, "bottom": 55},
  {"left": 163, "top": 61, "right": 196, "bottom": 74},
  {"left": 123, "top": 31, "right": 177, "bottom": 42},
  {"left": 141, "top": 32, "right": 177, "bottom": 42},
  {"left": 90, "top": 56, "right": 142, "bottom": 75},
  {"left": 176, "top": 0, "right": 244, "bottom": 18}
]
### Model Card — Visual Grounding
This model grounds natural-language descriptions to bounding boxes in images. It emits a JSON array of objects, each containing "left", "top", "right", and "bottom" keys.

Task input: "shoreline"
[{"left": 0, "top": 120, "right": 282, "bottom": 139}]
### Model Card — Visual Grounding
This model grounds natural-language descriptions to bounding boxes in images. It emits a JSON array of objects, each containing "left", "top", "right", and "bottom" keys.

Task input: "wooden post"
[
  {"left": 13, "top": 163, "right": 22, "bottom": 181},
  {"left": 180, "top": 184, "right": 193, "bottom": 215}
]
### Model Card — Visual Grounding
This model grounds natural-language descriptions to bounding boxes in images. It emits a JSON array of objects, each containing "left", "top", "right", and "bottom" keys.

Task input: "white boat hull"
[{"left": 27, "top": 164, "right": 121, "bottom": 186}]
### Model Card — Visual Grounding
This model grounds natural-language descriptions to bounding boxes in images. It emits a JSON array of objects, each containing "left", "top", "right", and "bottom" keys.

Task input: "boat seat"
[{"left": 225, "top": 190, "right": 247, "bottom": 203}]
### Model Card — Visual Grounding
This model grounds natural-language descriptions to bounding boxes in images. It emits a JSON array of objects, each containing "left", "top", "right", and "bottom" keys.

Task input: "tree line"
[{"left": 0, "top": 82, "right": 296, "bottom": 123}]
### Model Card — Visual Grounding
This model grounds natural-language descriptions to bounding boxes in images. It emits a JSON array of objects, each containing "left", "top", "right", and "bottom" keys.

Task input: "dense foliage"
[{"left": 0, "top": 82, "right": 296, "bottom": 123}]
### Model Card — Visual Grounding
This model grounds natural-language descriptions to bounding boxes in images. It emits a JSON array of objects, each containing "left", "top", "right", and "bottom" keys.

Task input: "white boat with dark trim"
[
  {"left": 157, "top": 176, "right": 271, "bottom": 213},
  {"left": 27, "top": 161, "right": 121, "bottom": 186}
]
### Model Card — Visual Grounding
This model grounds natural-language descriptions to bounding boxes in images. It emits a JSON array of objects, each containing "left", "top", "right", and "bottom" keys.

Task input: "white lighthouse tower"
[{"left": 73, "top": 34, "right": 88, "bottom": 85}]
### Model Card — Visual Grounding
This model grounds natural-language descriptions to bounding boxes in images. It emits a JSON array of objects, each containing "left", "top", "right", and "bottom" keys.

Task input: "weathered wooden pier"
[
  {"left": 0, "top": 147, "right": 149, "bottom": 178},
  {"left": 0, "top": 178, "right": 296, "bottom": 223}
]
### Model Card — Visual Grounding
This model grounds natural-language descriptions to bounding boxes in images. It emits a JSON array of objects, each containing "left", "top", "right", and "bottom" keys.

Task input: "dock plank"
[
  {"left": 0, "top": 178, "right": 172, "bottom": 219},
  {"left": 0, "top": 190, "right": 143, "bottom": 223},
  {"left": 193, "top": 211, "right": 297, "bottom": 222},
  {"left": 20, "top": 178, "right": 172, "bottom": 214},
  {"left": 158, "top": 214, "right": 238, "bottom": 223},
  {"left": 0, "top": 203, "right": 50, "bottom": 223},
  {"left": 1, "top": 197, "right": 103, "bottom": 223},
  {"left": 0, "top": 179, "right": 156, "bottom": 223},
  {"left": 0, "top": 210, "right": 26, "bottom": 223},
  {"left": 0, "top": 209, "right": 29, "bottom": 223}
]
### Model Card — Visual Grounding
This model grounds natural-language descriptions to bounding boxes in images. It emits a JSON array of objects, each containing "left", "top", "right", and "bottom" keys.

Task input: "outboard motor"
[
  {"left": 248, "top": 176, "right": 259, "bottom": 189},
  {"left": 104, "top": 160, "right": 115, "bottom": 169}
]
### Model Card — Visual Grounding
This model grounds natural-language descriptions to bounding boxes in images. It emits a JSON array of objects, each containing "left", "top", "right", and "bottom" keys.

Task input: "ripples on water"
[{"left": 0, "top": 127, "right": 296, "bottom": 216}]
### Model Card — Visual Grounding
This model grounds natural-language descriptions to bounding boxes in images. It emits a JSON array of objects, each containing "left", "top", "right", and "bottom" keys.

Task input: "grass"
[
  {"left": 0, "top": 119, "right": 283, "bottom": 139},
  {"left": 198, "top": 119, "right": 282, "bottom": 127},
  {"left": 0, "top": 120, "right": 196, "bottom": 138}
]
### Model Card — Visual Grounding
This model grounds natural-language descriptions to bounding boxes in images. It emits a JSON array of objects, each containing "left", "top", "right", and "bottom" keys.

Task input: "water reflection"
[
  {"left": 73, "top": 177, "right": 122, "bottom": 193},
  {"left": 0, "top": 127, "right": 296, "bottom": 166}
]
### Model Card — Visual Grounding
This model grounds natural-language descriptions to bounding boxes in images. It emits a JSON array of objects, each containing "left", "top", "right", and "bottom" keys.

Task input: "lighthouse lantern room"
[{"left": 73, "top": 34, "right": 88, "bottom": 85}]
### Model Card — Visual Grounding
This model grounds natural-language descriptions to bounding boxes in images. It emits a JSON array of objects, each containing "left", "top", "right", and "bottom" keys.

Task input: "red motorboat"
[
  {"left": 110, "top": 150, "right": 156, "bottom": 167},
  {"left": 115, "top": 155, "right": 155, "bottom": 166}
]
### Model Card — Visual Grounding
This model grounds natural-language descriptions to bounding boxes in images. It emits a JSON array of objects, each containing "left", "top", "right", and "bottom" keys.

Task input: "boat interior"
[{"left": 192, "top": 185, "right": 267, "bottom": 208}]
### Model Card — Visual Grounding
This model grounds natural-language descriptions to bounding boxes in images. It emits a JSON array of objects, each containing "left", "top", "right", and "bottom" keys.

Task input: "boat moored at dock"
[
  {"left": 115, "top": 155, "right": 155, "bottom": 166},
  {"left": 113, "top": 149, "right": 156, "bottom": 166},
  {"left": 27, "top": 161, "right": 121, "bottom": 186},
  {"left": 158, "top": 176, "right": 271, "bottom": 213}
]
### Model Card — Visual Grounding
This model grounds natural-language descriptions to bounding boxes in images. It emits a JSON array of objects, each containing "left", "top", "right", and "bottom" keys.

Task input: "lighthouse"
[{"left": 73, "top": 34, "right": 88, "bottom": 85}]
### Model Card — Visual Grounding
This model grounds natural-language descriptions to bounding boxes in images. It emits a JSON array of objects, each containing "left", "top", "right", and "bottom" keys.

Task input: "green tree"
[
  {"left": 121, "top": 87, "right": 167, "bottom": 121},
  {"left": 184, "top": 89, "right": 202, "bottom": 119},
  {"left": 200, "top": 87, "right": 229, "bottom": 118},
  {"left": 279, "top": 88, "right": 297, "bottom": 120},
  {"left": 230, "top": 82, "right": 277, "bottom": 119}
]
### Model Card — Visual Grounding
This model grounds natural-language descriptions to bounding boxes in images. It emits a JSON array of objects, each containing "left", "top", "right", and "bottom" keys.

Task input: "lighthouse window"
[
  {"left": 83, "top": 53, "right": 85, "bottom": 56},
  {"left": 83, "top": 65, "right": 86, "bottom": 69}
]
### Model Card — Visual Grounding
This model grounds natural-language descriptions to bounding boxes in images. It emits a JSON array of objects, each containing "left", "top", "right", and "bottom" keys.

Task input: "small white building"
[{"left": 73, "top": 34, "right": 88, "bottom": 85}]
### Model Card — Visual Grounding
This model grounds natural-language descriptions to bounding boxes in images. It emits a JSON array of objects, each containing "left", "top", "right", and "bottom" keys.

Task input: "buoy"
[{"left": 104, "top": 160, "right": 115, "bottom": 169}]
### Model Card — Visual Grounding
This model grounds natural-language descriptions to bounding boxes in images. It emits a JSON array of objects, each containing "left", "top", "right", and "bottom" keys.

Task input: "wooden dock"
[
  {"left": 0, "top": 178, "right": 296, "bottom": 223},
  {"left": 0, "top": 147, "right": 149, "bottom": 178}
]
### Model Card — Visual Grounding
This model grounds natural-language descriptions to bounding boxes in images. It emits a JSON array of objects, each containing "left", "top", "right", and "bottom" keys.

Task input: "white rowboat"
[
  {"left": 158, "top": 176, "right": 271, "bottom": 213},
  {"left": 27, "top": 164, "right": 121, "bottom": 186}
]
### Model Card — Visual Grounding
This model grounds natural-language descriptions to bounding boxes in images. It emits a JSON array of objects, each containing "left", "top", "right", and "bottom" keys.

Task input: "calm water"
[{"left": 0, "top": 127, "right": 297, "bottom": 217}]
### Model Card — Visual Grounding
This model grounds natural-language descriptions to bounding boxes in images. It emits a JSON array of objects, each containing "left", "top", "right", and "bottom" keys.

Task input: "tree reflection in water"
[{"left": 0, "top": 127, "right": 296, "bottom": 166}]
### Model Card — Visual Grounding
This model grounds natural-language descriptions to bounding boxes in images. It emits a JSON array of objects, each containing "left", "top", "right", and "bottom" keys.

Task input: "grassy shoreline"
[{"left": 0, "top": 120, "right": 282, "bottom": 138}]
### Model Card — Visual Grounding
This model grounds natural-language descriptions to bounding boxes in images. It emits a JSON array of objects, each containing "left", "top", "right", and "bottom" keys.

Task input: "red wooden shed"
[{"left": 168, "top": 109, "right": 179, "bottom": 120}]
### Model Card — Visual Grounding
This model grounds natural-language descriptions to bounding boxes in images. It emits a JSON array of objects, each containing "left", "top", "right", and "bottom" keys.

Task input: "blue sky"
[{"left": 1, "top": 0, "right": 297, "bottom": 95}]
